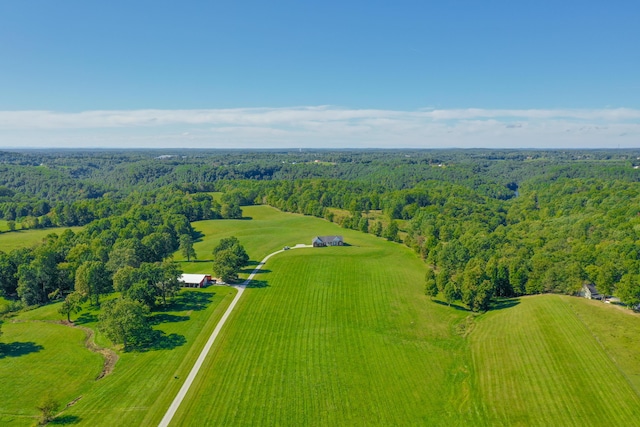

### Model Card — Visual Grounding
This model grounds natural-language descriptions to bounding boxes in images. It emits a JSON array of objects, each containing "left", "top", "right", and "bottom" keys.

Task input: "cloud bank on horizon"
[{"left": 1, "top": 106, "right": 638, "bottom": 149}]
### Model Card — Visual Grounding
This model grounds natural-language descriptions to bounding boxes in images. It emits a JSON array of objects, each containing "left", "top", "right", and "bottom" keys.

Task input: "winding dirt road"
[{"left": 158, "top": 244, "right": 311, "bottom": 427}]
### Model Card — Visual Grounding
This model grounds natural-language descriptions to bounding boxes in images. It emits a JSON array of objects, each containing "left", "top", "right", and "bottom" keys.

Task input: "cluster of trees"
[
  {"left": 2, "top": 149, "right": 640, "bottom": 313},
  {"left": 0, "top": 183, "right": 249, "bottom": 349}
]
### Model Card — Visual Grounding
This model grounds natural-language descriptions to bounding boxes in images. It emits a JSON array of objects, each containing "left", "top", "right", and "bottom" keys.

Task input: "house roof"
[
  {"left": 179, "top": 274, "right": 209, "bottom": 284},
  {"left": 314, "top": 235, "right": 343, "bottom": 243},
  {"left": 585, "top": 283, "right": 601, "bottom": 296}
]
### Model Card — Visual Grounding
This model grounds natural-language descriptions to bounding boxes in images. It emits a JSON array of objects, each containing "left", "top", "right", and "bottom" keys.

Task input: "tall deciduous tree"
[
  {"left": 212, "top": 237, "right": 249, "bottom": 282},
  {"left": 58, "top": 291, "right": 83, "bottom": 322},
  {"left": 99, "top": 297, "right": 152, "bottom": 351},
  {"left": 75, "top": 261, "right": 110, "bottom": 306},
  {"left": 179, "top": 234, "right": 197, "bottom": 262},
  {"left": 425, "top": 269, "right": 438, "bottom": 299}
]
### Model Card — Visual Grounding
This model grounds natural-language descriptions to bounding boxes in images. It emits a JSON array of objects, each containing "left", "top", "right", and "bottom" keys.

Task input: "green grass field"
[
  {"left": 2, "top": 205, "right": 640, "bottom": 425},
  {"left": 471, "top": 295, "right": 640, "bottom": 425},
  {"left": 0, "top": 227, "right": 83, "bottom": 252},
  {"left": 170, "top": 206, "right": 640, "bottom": 426},
  {"left": 0, "top": 287, "right": 237, "bottom": 426},
  {"left": 173, "top": 244, "right": 470, "bottom": 425}
]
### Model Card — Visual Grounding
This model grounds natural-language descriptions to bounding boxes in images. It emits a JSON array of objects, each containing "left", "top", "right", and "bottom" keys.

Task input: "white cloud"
[{"left": 0, "top": 106, "right": 638, "bottom": 149}]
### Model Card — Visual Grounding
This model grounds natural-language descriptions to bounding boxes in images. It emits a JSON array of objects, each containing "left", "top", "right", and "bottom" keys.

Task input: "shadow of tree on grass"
[
  {"left": 148, "top": 313, "right": 190, "bottom": 325},
  {"left": 50, "top": 415, "right": 82, "bottom": 425},
  {"left": 240, "top": 267, "right": 271, "bottom": 275},
  {"left": 246, "top": 279, "right": 270, "bottom": 289},
  {"left": 73, "top": 312, "right": 98, "bottom": 325},
  {"left": 432, "top": 300, "right": 470, "bottom": 312},
  {"left": 127, "top": 330, "right": 187, "bottom": 353},
  {"left": 491, "top": 298, "right": 521, "bottom": 311},
  {"left": 166, "top": 291, "right": 214, "bottom": 312},
  {"left": 0, "top": 341, "right": 44, "bottom": 358}
]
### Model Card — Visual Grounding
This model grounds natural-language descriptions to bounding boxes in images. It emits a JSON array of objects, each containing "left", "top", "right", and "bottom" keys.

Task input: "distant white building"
[{"left": 179, "top": 274, "right": 213, "bottom": 288}]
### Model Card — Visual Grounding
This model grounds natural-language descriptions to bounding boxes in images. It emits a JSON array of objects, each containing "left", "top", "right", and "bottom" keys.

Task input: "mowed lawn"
[
  {"left": 0, "top": 286, "right": 237, "bottom": 426},
  {"left": 176, "top": 205, "right": 358, "bottom": 275},
  {"left": 0, "top": 226, "right": 83, "bottom": 251},
  {"left": 0, "top": 321, "right": 103, "bottom": 425},
  {"left": 470, "top": 294, "right": 640, "bottom": 426},
  {"left": 171, "top": 207, "right": 474, "bottom": 426}
]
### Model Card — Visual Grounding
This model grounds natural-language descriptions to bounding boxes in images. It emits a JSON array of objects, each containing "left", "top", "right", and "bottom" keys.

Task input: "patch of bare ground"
[
  {"left": 74, "top": 324, "right": 118, "bottom": 380},
  {"left": 65, "top": 395, "right": 82, "bottom": 408}
]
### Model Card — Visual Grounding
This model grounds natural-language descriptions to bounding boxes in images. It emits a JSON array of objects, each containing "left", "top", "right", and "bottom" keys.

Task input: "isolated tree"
[
  {"left": 36, "top": 394, "right": 59, "bottom": 425},
  {"left": 212, "top": 249, "right": 242, "bottom": 283},
  {"left": 179, "top": 234, "right": 197, "bottom": 262},
  {"left": 211, "top": 236, "right": 249, "bottom": 282},
  {"left": 425, "top": 269, "right": 438, "bottom": 299},
  {"left": 58, "top": 291, "right": 83, "bottom": 322},
  {"left": 7, "top": 220, "right": 15, "bottom": 231},
  {"left": 99, "top": 297, "right": 152, "bottom": 351}
]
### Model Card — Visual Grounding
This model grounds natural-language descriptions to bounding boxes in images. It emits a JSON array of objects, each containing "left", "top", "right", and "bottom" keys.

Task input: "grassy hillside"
[
  {"left": 176, "top": 205, "right": 354, "bottom": 275},
  {"left": 0, "top": 321, "right": 103, "bottom": 425},
  {"left": 0, "top": 227, "right": 82, "bottom": 251},
  {"left": 3, "top": 205, "right": 640, "bottom": 425},
  {"left": 171, "top": 206, "right": 475, "bottom": 425},
  {"left": 170, "top": 206, "right": 640, "bottom": 426},
  {"left": 0, "top": 287, "right": 236, "bottom": 426},
  {"left": 470, "top": 295, "right": 640, "bottom": 425}
]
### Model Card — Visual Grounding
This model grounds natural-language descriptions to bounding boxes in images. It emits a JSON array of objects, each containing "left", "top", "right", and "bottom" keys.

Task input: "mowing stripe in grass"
[
  {"left": 471, "top": 295, "right": 640, "bottom": 426},
  {"left": 159, "top": 245, "right": 312, "bottom": 427}
]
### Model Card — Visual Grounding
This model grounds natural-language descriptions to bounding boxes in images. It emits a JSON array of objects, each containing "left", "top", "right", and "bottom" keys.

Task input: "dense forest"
[{"left": 1, "top": 148, "right": 640, "bottom": 314}]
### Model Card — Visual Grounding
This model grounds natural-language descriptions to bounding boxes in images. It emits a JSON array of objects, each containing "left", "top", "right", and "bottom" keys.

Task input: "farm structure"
[
  {"left": 179, "top": 274, "right": 214, "bottom": 288},
  {"left": 580, "top": 283, "right": 603, "bottom": 300},
  {"left": 312, "top": 235, "right": 344, "bottom": 247}
]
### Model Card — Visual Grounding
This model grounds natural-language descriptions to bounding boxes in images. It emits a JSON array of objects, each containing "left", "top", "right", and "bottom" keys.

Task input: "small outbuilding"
[
  {"left": 580, "top": 283, "right": 603, "bottom": 300},
  {"left": 179, "top": 274, "right": 213, "bottom": 288},
  {"left": 312, "top": 236, "right": 344, "bottom": 247}
]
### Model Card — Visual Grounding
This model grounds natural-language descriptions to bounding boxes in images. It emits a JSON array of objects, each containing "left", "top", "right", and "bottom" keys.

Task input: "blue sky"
[{"left": 1, "top": 1, "right": 639, "bottom": 148}]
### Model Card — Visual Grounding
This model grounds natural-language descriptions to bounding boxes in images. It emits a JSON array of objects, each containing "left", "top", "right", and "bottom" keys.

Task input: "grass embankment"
[
  {"left": 172, "top": 205, "right": 473, "bottom": 425},
  {"left": 471, "top": 294, "right": 640, "bottom": 426},
  {"left": 0, "top": 286, "right": 236, "bottom": 426},
  {"left": 0, "top": 227, "right": 83, "bottom": 251}
]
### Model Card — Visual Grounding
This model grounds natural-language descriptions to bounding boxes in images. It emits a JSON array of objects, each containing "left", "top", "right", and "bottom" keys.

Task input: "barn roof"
[{"left": 179, "top": 274, "right": 209, "bottom": 284}]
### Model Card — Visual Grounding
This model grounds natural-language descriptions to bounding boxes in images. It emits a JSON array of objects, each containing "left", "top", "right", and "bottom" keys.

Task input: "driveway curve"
[{"left": 158, "top": 244, "right": 311, "bottom": 427}]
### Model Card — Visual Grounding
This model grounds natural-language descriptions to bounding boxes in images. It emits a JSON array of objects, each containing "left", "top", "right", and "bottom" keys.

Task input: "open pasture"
[
  {"left": 0, "top": 227, "right": 83, "bottom": 252},
  {"left": 0, "top": 321, "right": 103, "bottom": 425},
  {"left": 471, "top": 294, "right": 640, "bottom": 426},
  {"left": 170, "top": 206, "right": 640, "bottom": 426},
  {"left": 172, "top": 222, "right": 472, "bottom": 425},
  {"left": 2, "top": 205, "right": 640, "bottom": 425},
  {"left": 0, "top": 286, "right": 236, "bottom": 426},
  {"left": 176, "top": 205, "right": 357, "bottom": 275}
]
